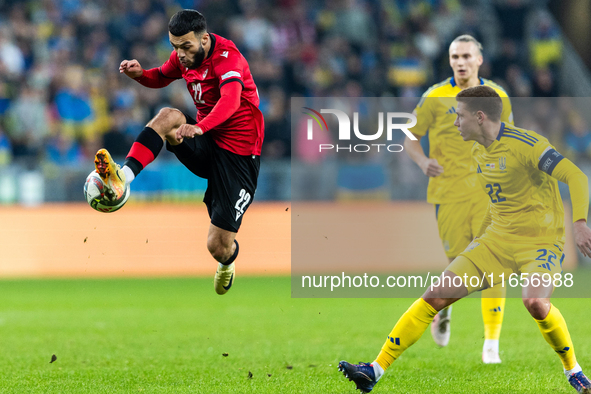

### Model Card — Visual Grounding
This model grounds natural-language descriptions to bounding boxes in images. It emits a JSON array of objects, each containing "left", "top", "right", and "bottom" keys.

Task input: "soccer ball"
[{"left": 83, "top": 170, "right": 130, "bottom": 213}]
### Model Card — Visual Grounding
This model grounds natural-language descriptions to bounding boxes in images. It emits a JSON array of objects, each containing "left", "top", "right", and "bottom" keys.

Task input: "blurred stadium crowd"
[{"left": 0, "top": 0, "right": 590, "bottom": 197}]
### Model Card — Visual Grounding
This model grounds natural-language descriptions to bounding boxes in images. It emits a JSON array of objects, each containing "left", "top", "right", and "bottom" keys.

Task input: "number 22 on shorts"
[{"left": 234, "top": 189, "right": 251, "bottom": 220}]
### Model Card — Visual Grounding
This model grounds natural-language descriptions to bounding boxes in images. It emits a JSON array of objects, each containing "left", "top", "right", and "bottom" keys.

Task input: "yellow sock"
[
  {"left": 375, "top": 298, "right": 437, "bottom": 370},
  {"left": 535, "top": 304, "right": 577, "bottom": 370},
  {"left": 481, "top": 285, "right": 506, "bottom": 340}
]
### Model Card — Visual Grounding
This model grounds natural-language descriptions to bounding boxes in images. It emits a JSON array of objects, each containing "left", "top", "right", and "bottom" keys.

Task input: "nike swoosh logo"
[
  {"left": 356, "top": 372, "right": 371, "bottom": 381},
  {"left": 223, "top": 274, "right": 234, "bottom": 290}
]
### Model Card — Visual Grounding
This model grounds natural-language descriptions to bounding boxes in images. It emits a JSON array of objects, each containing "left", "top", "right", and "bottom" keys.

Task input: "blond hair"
[{"left": 450, "top": 34, "right": 483, "bottom": 54}]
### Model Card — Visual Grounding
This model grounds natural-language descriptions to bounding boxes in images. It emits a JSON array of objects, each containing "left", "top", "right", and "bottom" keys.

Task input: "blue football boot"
[{"left": 338, "top": 361, "right": 378, "bottom": 393}]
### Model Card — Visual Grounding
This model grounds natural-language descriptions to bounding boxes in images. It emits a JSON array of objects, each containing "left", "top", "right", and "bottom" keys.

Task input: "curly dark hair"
[{"left": 169, "top": 9, "right": 207, "bottom": 37}]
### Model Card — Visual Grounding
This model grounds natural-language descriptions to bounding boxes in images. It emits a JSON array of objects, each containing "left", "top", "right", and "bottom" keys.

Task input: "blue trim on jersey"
[
  {"left": 518, "top": 129, "right": 538, "bottom": 141},
  {"left": 503, "top": 127, "right": 538, "bottom": 142},
  {"left": 504, "top": 131, "right": 537, "bottom": 144},
  {"left": 449, "top": 77, "right": 485, "bottom": 88},
  {"left": 502, "top": 135, "right": 534, "bottom": 146},
  {"left": 496, "top": 122, "right": 506, "bottom": 141},
  {"left": 538, "top": 148, "right": 565, "bottom": 175}
]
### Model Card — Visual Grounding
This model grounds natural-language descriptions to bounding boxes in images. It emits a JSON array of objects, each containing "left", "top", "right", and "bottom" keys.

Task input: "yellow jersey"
[
  {"left": 473, "top": 123, "right": 565, "bottom": 243},
  {"left": 412, "top": 77, "right": 513, "bottom": 204}
]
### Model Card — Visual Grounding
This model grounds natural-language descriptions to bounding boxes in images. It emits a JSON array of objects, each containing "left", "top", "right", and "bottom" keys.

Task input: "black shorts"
[{"left": 166, "top": 113, "right": 260, "bottom": 233}]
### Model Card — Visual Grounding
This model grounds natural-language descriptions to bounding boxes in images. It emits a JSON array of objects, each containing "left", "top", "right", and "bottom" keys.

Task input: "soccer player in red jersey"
[{"left": 94, "top": 9, "right": 264, "bottom": 295}]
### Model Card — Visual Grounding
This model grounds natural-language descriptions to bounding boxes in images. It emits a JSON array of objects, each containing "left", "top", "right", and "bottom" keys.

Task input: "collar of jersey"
[
  {"left": 496, "top": 122, "right": 506, "bottom": 141},
  {"left": 206, "top": 33, "right": 217, "bottom": 60},
  {"left": 450, "top": 76, "right": 484, "bottom": 87}
]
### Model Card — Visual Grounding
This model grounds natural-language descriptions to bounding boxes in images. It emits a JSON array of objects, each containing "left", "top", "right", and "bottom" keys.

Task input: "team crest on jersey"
[
  {"left": 499, "top": 156, "right": 507, "bottom": 172},
  {"left": 202, "top": 69, "right": 208, "bottom": 79}
]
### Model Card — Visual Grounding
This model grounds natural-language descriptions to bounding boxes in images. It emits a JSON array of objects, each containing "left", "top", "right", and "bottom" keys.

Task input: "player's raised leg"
[
  {"left": 123, "top": 107, "right": 188, "bottom": 182},
  {"left": 339, "top": 266, "right": 471, "bottom": 393},
  {"left": 523, "top": 280, "right": 590, "bottom": 393},
  {"left": 94, "top": 107, "right": 187, "bottom": 201},
  {"left": 209, "top": 224, "right": 239, "bottom": 295}
]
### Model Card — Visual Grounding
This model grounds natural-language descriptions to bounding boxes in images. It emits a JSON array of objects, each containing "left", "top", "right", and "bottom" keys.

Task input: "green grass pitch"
[{"left": 0, "top": 277, "right": 589, "bottom": 393}]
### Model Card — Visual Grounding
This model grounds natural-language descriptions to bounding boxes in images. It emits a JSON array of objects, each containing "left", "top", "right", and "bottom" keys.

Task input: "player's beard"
[{"left": 187, "top": 45, "right": 206, "bottom": 69}]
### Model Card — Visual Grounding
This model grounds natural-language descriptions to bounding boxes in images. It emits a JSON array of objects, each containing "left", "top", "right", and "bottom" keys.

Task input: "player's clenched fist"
[
  {"left": 176, "top": 124, "right": 203, "bottom": 142},
  {"left": 119, "top": 59, "right": 143, "bottom": 79}
]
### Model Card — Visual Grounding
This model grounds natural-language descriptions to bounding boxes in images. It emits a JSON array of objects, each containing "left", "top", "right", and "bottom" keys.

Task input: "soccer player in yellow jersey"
[
  {"left": 404, "top": 34, "right": 513, "bottom": 362},
  {"left": 339, "top": 85, "right": 591, "bottom": 394}
]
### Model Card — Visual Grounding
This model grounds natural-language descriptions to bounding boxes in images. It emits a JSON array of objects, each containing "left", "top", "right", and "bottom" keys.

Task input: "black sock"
[{"left": 222, "top": 240, "right": 239, "bottom": 265}]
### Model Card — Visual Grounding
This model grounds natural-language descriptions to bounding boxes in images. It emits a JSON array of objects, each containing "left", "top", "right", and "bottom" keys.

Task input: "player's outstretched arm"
[
  {"left": 551, "top": 158, "right": 591, "bottom": 257},
  {"left": 175, "top": 83, "right": 242, "bottom": 142},
  {"left": 119, "top": 59, "right": 143, "bottom": 79},
  {"left": 404, "top": 135, "right": 444, "bottom": 177},
  {"left": 121, "top": 53, "right": 180, "bottom": 89}
]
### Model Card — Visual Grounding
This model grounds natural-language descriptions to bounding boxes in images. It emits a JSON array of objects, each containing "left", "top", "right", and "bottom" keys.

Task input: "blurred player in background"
[
  {"left": 404, "top": 35, "right": 513, "bottom": 363},
  {"left": 94, "top": 9, "right": 264, "bottom": 295},
  {"left": 340, "top": 85, "right": 591, "bottom": 394}
]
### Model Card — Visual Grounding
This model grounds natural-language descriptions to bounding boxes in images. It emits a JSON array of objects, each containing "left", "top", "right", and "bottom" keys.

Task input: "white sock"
[
  {"left": 372, "top": 361, "right": 384, "bottom": 381},
  {"left": 218, "top": 262, "right": 233, "bottom": 270},
  {"left": 483, "top": 339, "right": 499, "bottom": 353},
  {"left": 122, "top": 165, "right": 135, "bottom": 184},
  {"left": 564, "top": 362, "right": 582, "bottom": 377}
]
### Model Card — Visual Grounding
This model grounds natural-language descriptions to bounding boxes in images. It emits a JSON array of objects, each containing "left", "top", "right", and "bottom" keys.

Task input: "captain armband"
[{"left": 538, "top": 147, "right": 564, "bottom": 175}]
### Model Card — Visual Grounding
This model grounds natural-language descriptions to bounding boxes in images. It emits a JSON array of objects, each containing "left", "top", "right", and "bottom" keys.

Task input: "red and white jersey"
[{"left": 160, "top": 33, "right": 264, "bottom": 156}]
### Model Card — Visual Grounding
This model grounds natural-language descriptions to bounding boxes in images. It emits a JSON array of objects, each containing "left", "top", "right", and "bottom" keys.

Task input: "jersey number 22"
[{"left": 191, "top": 83, "right": 205, "bottom": 104}]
